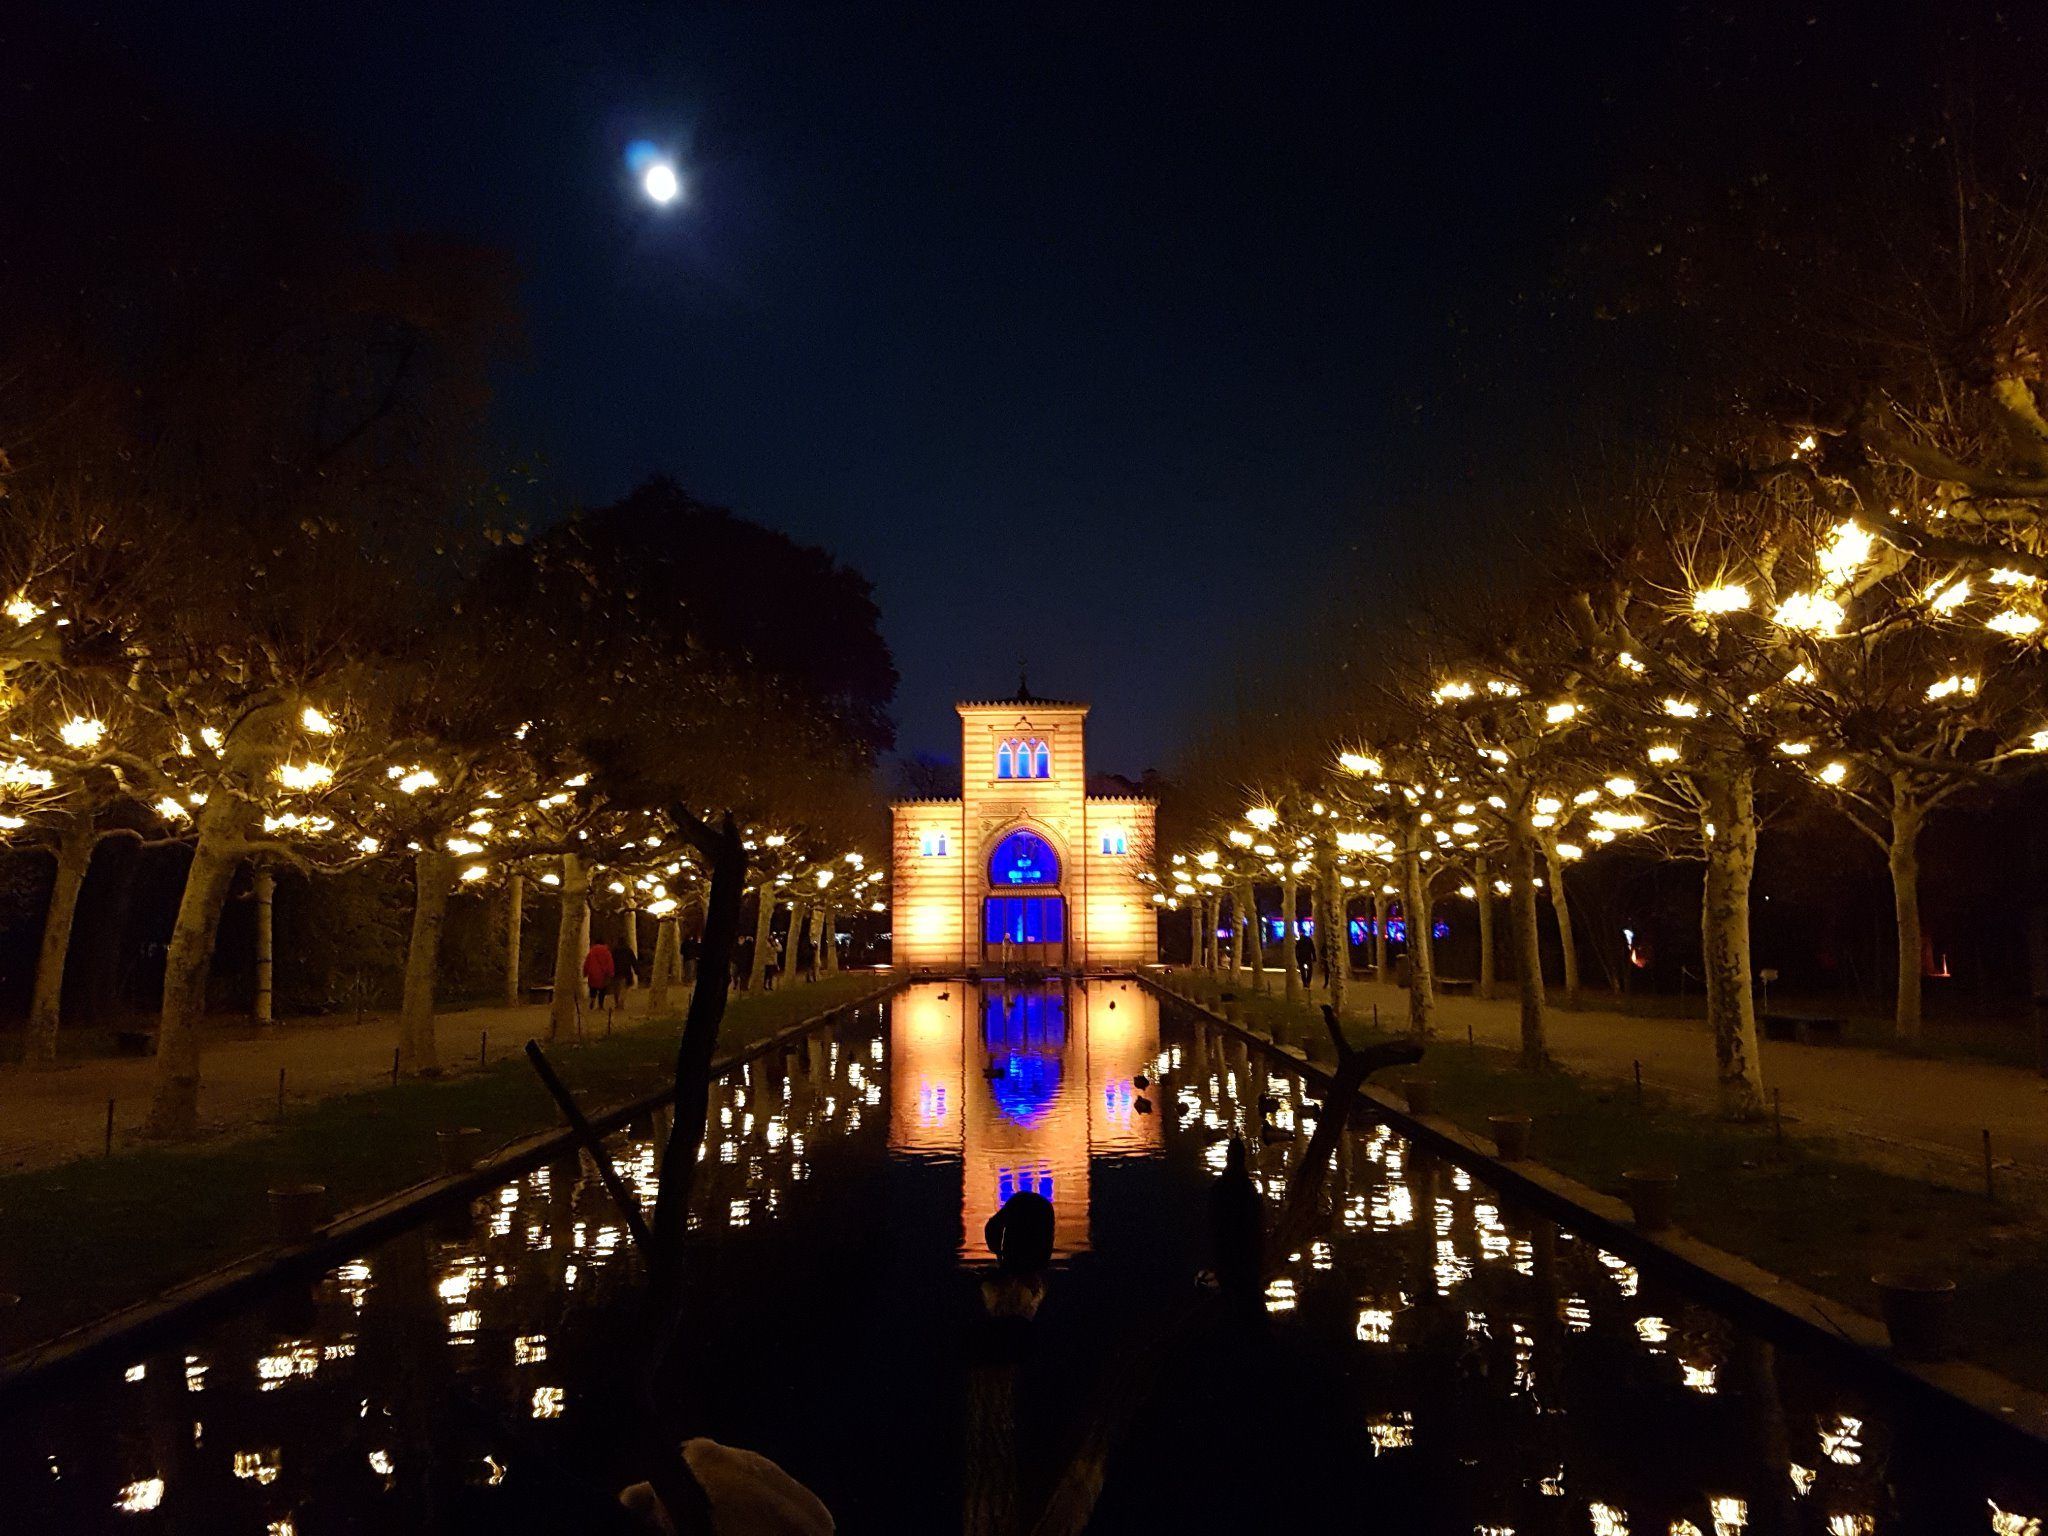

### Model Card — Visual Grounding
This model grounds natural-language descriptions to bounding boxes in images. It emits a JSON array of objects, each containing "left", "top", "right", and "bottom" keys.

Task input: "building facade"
[{"left": 890, "top": 688, "right": 1157, "bottom": 972}]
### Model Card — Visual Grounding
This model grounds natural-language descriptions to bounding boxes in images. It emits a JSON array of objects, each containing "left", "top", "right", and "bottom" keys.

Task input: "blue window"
[
  {"left": 984, "top": 895, "right": 1065, "bottom": 944},
  {"left": 989, "top": 829, "right": 1059, "bottom": 886},
  {"left": 996, "top": 736, "right": 1050, "bottom": 779},
  {"left": 1099, "top": 827, "right": 1128, "bottom": 855},
  {"left": 920, "top": 829, "right": 950, "bottom": 857}
]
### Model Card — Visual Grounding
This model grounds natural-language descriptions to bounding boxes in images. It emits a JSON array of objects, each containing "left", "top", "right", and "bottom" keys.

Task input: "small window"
[
  {"left": 920, "top": 829, "right": 950, "bottom": 857},
  {"left": 996, "top": 736, "right": 1051, "bottom": 780},
  {"left": 1099, "top": 827, "right": 1128, "bottom": 856}
]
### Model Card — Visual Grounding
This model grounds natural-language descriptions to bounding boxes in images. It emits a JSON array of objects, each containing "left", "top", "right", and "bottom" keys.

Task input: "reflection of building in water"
[{"left": 888, "top": 980, "right": 1160, "bottom": 1258}]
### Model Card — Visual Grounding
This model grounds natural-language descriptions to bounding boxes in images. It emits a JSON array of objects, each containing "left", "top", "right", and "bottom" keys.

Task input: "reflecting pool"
[{"left": 3, "top": 980, "right": 2045, "bottom": 1533}]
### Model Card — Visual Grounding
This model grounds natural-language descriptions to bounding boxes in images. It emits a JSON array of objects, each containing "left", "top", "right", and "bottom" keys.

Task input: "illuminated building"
[{"left": 890, "top": 685, "right": 1157, "bottom": 971}]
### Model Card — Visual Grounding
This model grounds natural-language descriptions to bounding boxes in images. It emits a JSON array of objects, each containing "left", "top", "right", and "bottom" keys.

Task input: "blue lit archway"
[{"left": 988, "top": 828, "right": 1060, "bottom": 887}]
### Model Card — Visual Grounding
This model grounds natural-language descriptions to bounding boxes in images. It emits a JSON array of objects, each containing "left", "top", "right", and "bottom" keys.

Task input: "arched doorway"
[{"left": 983, "top": 827, "right": 1065, "bottom": 968}]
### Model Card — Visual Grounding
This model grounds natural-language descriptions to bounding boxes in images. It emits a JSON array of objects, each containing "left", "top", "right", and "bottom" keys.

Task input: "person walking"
[
  {"left": 582, "top": 939, "right": 617, "bottom": 1020},
  {"left": 1295, "top": 932, "right": 1315, "bottom": 989}
]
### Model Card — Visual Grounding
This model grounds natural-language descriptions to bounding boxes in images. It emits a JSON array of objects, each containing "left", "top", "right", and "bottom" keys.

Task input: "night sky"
[{"left": 70, "top": 2, "right": 1689, "bottom": 773}]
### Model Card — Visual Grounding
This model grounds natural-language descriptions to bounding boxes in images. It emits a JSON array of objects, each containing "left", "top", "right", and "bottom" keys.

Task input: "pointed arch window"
[{"left": 997, "top": 737, "right": 1051, "bottom": 780}]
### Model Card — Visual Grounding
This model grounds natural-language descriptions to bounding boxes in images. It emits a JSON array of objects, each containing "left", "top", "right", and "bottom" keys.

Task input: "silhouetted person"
[
  {"left": 582, "top": 940, "right": 616, "bottom": 1015},
  {"left": 1295, "top": 933, "right": 1315, "bottom": 986},
  {"left": 1209, "top": 1136, "right": 1265, "bottom": 1319},
  {"left": 984, "top": 1190, "right": 1054, "bottom": 1275}
]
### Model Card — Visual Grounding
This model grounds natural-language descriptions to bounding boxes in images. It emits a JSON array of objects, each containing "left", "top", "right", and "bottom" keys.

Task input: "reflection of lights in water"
[
  {"left": 368, "top": 1449, "right": 395, "bottom": 1476},
  {"left": 232, "top": 1449, "right": 281, "bottom": 1484},
  {"left": 729, "top": 1199, "right": 751, "bottom": 1227},
  {"left": 1435, "top": 1197, "right": 1455, "bottom": 1237},
  {"left": 257, "top": 1341, "right": 324, "bottom": 1389},
  {"left": 1475, "top": 1527, "right": 1516, "bottom": 1536},
  {"left": 484, "top": 1456, "right": 507, "bottom": 1486},
  {"left": 532, "top": 1385, "right": 566, "bottom": 1419},
  {"left": 1597, "top": 1249, "right": 1640, "bottom": 1297},
  {"left": 1371, "top": 1184, "right": 1413, "bottom": 1229},
  {"left": 1355, "top": 1306, "right": 1395, "bottom": 1344},
  {"left": 1681, "top": 1362, "right": 1718, "bottom": 1394},
  {"left": 1204, "top": 1140, "right": 1230, "bottom": 1172},
  {"left": 1635, "top": 1316, "right": 1669, "bottom": 1349},
  {"left": 1452, "top": 1168, "right": 1472, "bottom": 1192},
  {"left": 184, "top": 1355, "right": 208, "bottom": 1392},
  {"left": 1366, "top": 1410, "right": 1412, "bottom": 1453},
  {"left": 490, "top": 1206, "right": 513, "bottom": 1237},
  {"left": 1264, "top": 1278, "right": 1297, "bottom": 1313},
  {"left": 1589, "top": 1504, "right": 1631, "bottom": 1535},
  {"left": 1819, "top": 1414, "right": 1862, "bottom": 1465},
  {"left": 1539, "top": 1471, "right": 1565, "bottom": 1497},
  {"left": 1511, "top": 1323, "right": 1536, "bottom": 1392},
  {"left": 1709, "top": 1495, "right": 1748, "bottom": 1534},
  {"left": 1466, "top": 1311, "right": 1492, "bottom": 1338},
  {"left": 1436, "top": 1240, "right": 1472, "bottom": 1291},
  {"left": 447, "top": 1310, "right": 480, "bottom": 1339},
  {"left": 123, "top": 1363, "right": 145, "bottom": 1383},
  {"left": 1990, "top": 1505, "right": 2044, "bottom": 1536},
  {"left": 1824, "top": 1517, "right": 1873, "bottom": 1536},
  {"left": 1672, "top": 1523, "right": 1704, "bottom": 1536},
  {"left": 1309, "top": 1240, "right": 1332, "bottom": 1271},
  {"left": 1789, "top": 1466, "right": 1816, "bottom": 1497},
  {"left": 113, "top": 1478, "right": 164, "bottom": 1513},
  {"left": 1564, "top": 1296, "right": 1592, "bottom": 1332},
  {"left": 514, "top": 1334, "right": 548, "bottom": 1365},
  {"left": 268, "top": 1519, "right": 297, "bottom": 1536}
]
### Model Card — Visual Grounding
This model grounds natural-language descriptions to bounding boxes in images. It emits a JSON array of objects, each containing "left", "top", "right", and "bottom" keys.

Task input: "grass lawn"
[
  {"left": 0, "top": 973, "right": 890, "bottom": 1355},
  {"left": 1167, "top": 972, "right": 2048, "bottom": 1394}
]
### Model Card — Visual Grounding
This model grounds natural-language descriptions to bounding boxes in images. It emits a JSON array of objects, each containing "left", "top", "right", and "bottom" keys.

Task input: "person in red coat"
[{"left": 583, "top": 941, "right": 617, "bottom": 1016}]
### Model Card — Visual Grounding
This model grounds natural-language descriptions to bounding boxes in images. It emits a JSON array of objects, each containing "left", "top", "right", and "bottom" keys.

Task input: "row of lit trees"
[{"left": 1163, "top": 479, "right": 2048, "bottom": 1118}]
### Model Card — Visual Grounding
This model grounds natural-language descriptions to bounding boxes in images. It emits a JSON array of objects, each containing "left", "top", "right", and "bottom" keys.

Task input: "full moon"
[{"left": 642, "top": 162, "right": 681, "bottom": 204}]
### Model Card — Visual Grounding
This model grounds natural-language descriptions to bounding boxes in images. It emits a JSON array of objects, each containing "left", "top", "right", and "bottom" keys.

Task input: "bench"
[
  {"left": 525, "top": 984, "right": 555, "bottom": 1003},
  {"left": 112, "top": 1028, "right": 158, "bottom": 1056},
  {"left": 1435, "top": 977, "right": 1479, "bottom": 997},
  {"left": 1762, "top": 1013, "right": 1845, "bottom": 1045}
]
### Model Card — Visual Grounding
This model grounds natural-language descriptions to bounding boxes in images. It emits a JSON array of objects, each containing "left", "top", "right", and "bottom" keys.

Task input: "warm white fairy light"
[
  {"left": 300, "top": 706, "right": 337, "bottom": 735},
  {"left": 1338, "top": 751, "right": 1380, "bottom": 775},
  {"left": 1925, "top": 577, "right": 1971, "bottom": 614},
  {"left": 1662, "top": 698, "right": 1699, "bottom": 718},
  {"left": 1925, "top": 673, "right": 1979, "bottom": 702},
  {"left": 59, "top": 716, "right": 105, "bottom": 750},
  {"left": 1816, "top": 761, "right": 1849, "bottom": 786},
  {"left": 1647, "top": 744, "right": 1680, "bottom": 765},
  {"left": 5, "top": 595, "right": 43, "bottom": 626},
  {"left": 1545, "top": 701, "right": 1579, "bottom": 723},
  {"left": 460, "top": 865, "right": 489, "bottom": 883},
  {"left": 1245, "top": 806, "right": 1278, "bottom": 830},
  {"left": 155, "top": 796, "right": 190, "bottom": 821},
  {"left": 1604, "top": 776, "right": 1637, "bottom": 796},
  {"left": 275, "top": 762, "right": 334, "bottom": 791},
  {"left": 1432, "top": 680, "right": 1475, "bottom": 702},
  {"left": 1773, "top": 592, "right": 1845, "bottom": 635},
  {"left": 1988, "top": 610, "right": 2042, "bottom": 637},
  {"left": 1691, "top": 584, "right": 1750, "bottom": 615}
]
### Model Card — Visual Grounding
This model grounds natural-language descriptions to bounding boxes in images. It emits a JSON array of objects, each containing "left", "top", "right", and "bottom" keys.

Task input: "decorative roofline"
[
  {"left": 955, "top": 698, "right": 1088, "bottom": 712},
  {"left": 890, "top": 797, "right": 964, "bottom": 808},
  {"left": 1085, "top": 795, "right": 1158, "bottom": 805}
]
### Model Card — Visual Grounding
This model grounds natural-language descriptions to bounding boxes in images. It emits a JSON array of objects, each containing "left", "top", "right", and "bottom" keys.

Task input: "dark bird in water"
[
  {"left": 1134, "top": 1096, "right": 1153, "bottom": 1115},
  {"left": 937, "top": 991, "right": 950, "bottom": 1000},
  {"left": 1257, "top": 1093, "right": 1281, "bottom": 1117},
  {"left": 1107, "top": 999, "right": 1116, "bottom": 1009},
  {"left": 1133, "top": 1073, "right": 1150, "bottom": 1089}
]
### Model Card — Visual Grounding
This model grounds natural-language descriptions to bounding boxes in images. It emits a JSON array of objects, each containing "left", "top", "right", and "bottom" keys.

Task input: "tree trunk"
[
  {"left": 1890, "top": 786, "right": 1926, "bottom": 1041},
  {"left": 1402, "top": 840, "right": 1436, "bottom": 1037},
  {"left": 1373, "top": 888, "right": 1389, "bottom": 980},
  {"left": 1699, "top": 768, "right": 1767, "bottom": 1119},
  {"left": 252, "top": 867, "right": 275, "bottom": 1026},
  {"left": 1319, "top": 858, "right": 1347, "bottom": 1015},
  {"left": 24, "top": 812, "right": 97, "bottom": 1067},
  {"left": 1542, "top": 837, "right": 1581, "bottom": 1009},
  {"left": 1229, "top": 890, "right": 1246, "bottom": 977},
  {"left": 146, "top": 805, "right": 244, "bottom": 1138},
  {"left": 808, "top": 905, "right": 827, "bottom": 978},
  {"left": 1507, "top": 821, "right": 1548, "bottom": 1069},
  {"left": 746, "top": 889, "right": 777, "bottom": 991},
  {"left": 503, "top": 872, "right": 525, "bottom": 1009},
  {"left": 1242, "top": 880, "right": 1266, "bottom": 993},
  {"left": 788, "top": 899, "right": 812, "bottom": 980},
  {"left": 1473, "top": 853, "right": 1496, "bottom": 1002},
  {"left": 649, "top": 917, "right": 681, "bottom": 1014},
  {"left": 820, "top": 906, "right": 838, "bottom": 973},
  {"left": 548, "top": 853, "right": 588, "bottom": 1042},
  {"left": 399, "top": 848, "right": 456, "bottom": 1075},
  {"left": 1281, "top": 870, "right": 1302, "bottom": 1003}
]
